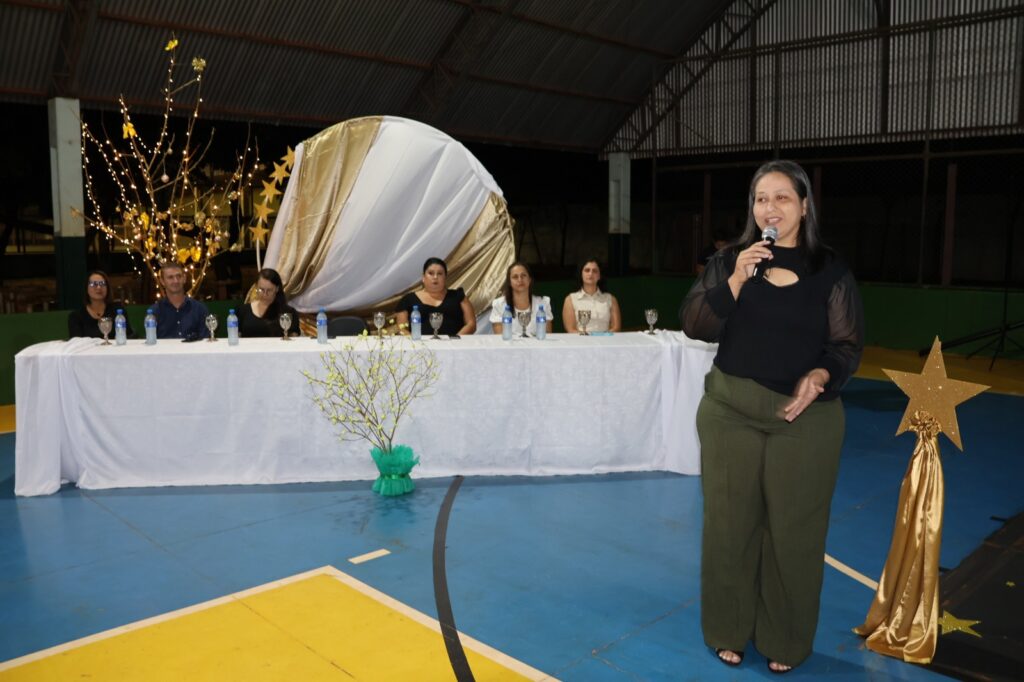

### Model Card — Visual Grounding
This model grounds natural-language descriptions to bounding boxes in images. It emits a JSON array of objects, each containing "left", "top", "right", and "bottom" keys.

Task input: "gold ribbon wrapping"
[
  {"left": 854, "top": 410, "right": 944, "bottom": 664},
  {"left": 273, "top": 116, "right": 382, "bottom": 297},
  {"left": 298, "top": 192, "right": 515, "bottom": 334}
]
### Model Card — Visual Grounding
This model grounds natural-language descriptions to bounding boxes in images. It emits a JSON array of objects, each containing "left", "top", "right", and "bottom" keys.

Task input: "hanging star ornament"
[
  {"left": 883, "top": 337, "right": 988, "bottom": 450},
  {"left": 270, "top": 161, "right": 290, "bottom": 184},
  {"left": 248, "top": 223, "right": 270, "bottom": 247},
  {"left": 253, "top": 200, "right": 273, "bottom": 225},
  {"left": 938, "top": 611, "right": 982, "bottom": 638},
  {"left": 280, "top": 146, "right": 295, "bottom": 169}
]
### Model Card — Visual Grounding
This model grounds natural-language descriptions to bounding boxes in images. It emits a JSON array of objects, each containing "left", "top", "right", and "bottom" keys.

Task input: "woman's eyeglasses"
[
  {"left": 87, "top": 281, "right": 108, "bottom": 288},
  {"left": 256, "top": 287, "right": 276, "bottom": 295}
]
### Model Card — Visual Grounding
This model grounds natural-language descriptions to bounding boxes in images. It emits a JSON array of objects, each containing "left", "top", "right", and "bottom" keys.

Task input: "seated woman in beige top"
[{"left": 562, "top": 259, "right": 621, "bottom": 333}]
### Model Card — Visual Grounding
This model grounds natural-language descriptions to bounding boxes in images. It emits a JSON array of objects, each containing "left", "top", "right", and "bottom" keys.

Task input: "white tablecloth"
[{"left": 14, "top": 333, "right": 717, "bottom": 496}]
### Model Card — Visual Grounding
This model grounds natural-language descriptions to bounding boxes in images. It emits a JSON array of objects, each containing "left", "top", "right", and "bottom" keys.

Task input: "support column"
[
  {"left": 49, "top": 97, "right": 86, "bottom": 310},
  {"left": 608, "top": 152, "right": 630, "bottom": 275}
]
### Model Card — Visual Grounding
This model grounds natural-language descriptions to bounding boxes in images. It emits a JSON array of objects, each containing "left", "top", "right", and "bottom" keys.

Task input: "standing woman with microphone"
[{"left": 680, "top": 160, "right": 864, "bottom": 673}]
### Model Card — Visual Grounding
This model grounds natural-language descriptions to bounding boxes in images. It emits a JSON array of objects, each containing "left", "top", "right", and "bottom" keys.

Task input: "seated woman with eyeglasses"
[
  {"left": 67, "top": 270, "right": 136, "bottom": 339},
  {"left": 238, "top": 268, "right": 301, "bottom": 337}
]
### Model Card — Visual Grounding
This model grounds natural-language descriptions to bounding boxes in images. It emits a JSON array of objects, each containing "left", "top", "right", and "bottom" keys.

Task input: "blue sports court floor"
[{"left": 0, "top": 367, "right": 1020, "bottom": 679}]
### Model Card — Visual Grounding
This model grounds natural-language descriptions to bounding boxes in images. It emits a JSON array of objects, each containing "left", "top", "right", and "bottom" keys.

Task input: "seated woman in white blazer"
[{"left": 490, "top": 261, "right": 553, "bottom": 337}]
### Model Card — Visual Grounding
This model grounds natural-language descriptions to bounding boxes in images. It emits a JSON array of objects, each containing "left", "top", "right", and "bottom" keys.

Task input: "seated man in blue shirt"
[{"left": 153, "top": 261, "right": 210, "bottom": 340}]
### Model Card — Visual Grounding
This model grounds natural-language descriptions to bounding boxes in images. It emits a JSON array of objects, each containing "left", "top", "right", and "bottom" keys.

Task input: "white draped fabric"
[
  {"left": 263, "top": 117, "right": 503, "bottom": 313},
  {"left": 14, "top": 334, "right": 717, "bottom": 496}
]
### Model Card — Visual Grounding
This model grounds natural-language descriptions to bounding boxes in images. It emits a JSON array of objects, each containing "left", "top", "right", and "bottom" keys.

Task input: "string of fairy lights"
[{"left": 76, "top": 36, "right": 293, "bottom": 297}]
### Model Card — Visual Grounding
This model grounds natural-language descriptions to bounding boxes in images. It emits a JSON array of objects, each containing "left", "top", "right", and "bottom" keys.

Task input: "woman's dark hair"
[
  {"left": 501, "top": 261, "right": 535, "bottom": 308},
  {"left": 422, "top": 257, "right": 448, "bottom": 274},
  {"left": 83, "top": 269, "right": 113, "bottom": 307},
  {"left": 735, "top": 160, "right": 831, "bottom": 272},
  {"left": 575, "top": 258, "right": 608, "bottom": 294},
  {"left": 257, "top": 268, "right": 288, "bottom": 318}
]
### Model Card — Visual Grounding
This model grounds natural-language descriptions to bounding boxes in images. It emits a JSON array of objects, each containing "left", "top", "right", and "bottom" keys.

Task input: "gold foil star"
[
  {"left": 260, "top": 179, "right": 282, "bottom": 202},
  {"left": 191, "top": 57, "right": 206, "bottom": 73},
  {"left": 280, "top": 146, "right": 295, "bottom": 169},
  {"left": 938, "top": 611, "right": 981, "bottom": 638},
  {"left": 253, "top": 200, "right": 273, "bottom": 224},
  {"left": 164, "top": 39, "right": 178, "bottom": 52},
  {"left": 883, "top": 337, "right": 988, "bottom": 450},
  {"left": 122, "top": 122, "right": 137, "bottom": 139},
  {"left": 249, "top": 223, "right": 269, "bottom": 247},
  {"left": 270, "top": 161, "right": 290, "bottom": 184}
]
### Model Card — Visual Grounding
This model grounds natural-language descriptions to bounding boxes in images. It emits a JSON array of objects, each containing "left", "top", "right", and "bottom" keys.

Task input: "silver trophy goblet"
[
  {"left": 98, "top": 316, "right": 113, "bottom": 345},
  {"left": 278, "top": 312, "right": 292, "bottom": 340},
  {"left": 373, "top": 311, "right": 386, "bottom": 337},
  {"left": 516, "top": 311, "right": 532, "bottom": 338},
  {"left": 576, "top": 309, "right": 591, "bottom": 335},
  {"left": 205, "top": 314, "right": 218, "bottom": 341},
  {"left": 428, "top": 312, "right": 443, "bottom": 339},
  {"left": 645, "top": 308, "right": 658, "bottom": 335}
]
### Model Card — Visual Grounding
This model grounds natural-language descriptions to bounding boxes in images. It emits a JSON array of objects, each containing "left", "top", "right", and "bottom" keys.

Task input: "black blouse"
[
  {"left": 679, "top": 245, "right": 863, "bottom": 400},
  {"left": 237, "top": 303, "right": 301, "bottom": 337},
  {"left": 396, "top": 288, "right": 467, "bottom": 336},
  {"left": 67, "top": 303, "right": 136, "bottom": 339}
]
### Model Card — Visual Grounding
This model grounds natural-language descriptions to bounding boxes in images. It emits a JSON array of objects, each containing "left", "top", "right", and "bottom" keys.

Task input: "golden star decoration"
[
  {"left": 280, "top": 146, "right": 295, "bottom": 169},
  {"left": 122, "top": 122, "right": 137, "bottom": 139},
  {"left": 248, "top": 223, "right": 270, "bottom": 247},
  {"left": 191, "top": 57, "right": 206, "bottom": 73},
  {"left": 270, "top": 161, "right": 290, "bottom": 184},
  {"left": 253, "top": 200, "right": 273, "bottom": 225},
  {"left": 883, "top": 337, "right": 988, "bottom": 450},
  {"left": 164, "top": 39, "right": 178, "bottom": 52},
  {"left": 260, "top": 179, "right": 282, "bottom": 202},
  {"left": 938, "top": 610, "right": 982, "bottom": 638}
]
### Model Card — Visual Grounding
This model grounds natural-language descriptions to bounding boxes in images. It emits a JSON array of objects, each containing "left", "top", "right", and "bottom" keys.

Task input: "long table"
[{"left": 14, "top": 333, "right": 717, "bottom": 496}]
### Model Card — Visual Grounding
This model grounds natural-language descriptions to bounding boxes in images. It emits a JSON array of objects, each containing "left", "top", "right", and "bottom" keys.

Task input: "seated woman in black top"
[
  {"left": 67, "top": 270, "right": 135, "bottom": 339},
  {"left": 238, "top": 268, "right": 301, "bottom": 337},
  {"left": 394, "top": 257, "right": 476, "bottom": 337}
]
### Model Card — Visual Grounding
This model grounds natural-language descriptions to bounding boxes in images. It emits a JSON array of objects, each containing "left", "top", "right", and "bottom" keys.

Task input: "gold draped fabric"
[
  {"left": 854, "top": 410, "right": 945, "bottom": 664},
  {"left": 315, "top": 192, "right": 516, "bottom": 329},
  {"left": 273, "top": 116, "right": 382, "bottom": 297}
]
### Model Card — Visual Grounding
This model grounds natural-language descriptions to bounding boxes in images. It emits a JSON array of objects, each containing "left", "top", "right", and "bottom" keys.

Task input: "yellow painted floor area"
[
  {"left": 855, "top": 346, "right": 1024, "bottom": 396},
  {"left": 0, "top": 567, "right": 550, "bottom": 681}
]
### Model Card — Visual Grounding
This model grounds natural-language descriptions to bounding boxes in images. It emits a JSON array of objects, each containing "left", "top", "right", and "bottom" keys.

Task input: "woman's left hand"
[{"left": 782, "top": 368, "right": 830, "bottom": 422}]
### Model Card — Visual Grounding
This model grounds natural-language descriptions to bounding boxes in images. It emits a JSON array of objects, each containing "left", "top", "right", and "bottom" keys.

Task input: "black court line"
[{"left": 433, "top": 475, "right": 474, "bottom": 682}]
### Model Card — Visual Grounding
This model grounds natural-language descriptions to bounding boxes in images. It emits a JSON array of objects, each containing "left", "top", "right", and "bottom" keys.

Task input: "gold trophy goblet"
[
  {"left": 98, "top": 316, "right": 113, "bottom": 345},
  {"left": 279, "top": 312, "right": 292, "bottom": 340},
  {"left": 576, "top": 309, "right": 591, "bottom": 335}
]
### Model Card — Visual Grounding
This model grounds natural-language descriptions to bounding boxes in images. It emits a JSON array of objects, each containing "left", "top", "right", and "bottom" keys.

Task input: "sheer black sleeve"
[
  {"left": 817, "top": 266, "right": 864, "bottom": 392},
  {"left": 679, "top": 251, "right": 737, "bottom": 342}
]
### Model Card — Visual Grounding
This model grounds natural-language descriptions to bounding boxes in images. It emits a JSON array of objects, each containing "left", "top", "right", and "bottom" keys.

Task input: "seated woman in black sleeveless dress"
[{"left": 394, "top": 257, "right": 476, "bottom": 337}]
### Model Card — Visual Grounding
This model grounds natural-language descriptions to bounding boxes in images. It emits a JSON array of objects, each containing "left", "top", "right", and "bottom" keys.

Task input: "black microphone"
[{"left": 749, "top": 226, "right": 778, "bottom": 282}]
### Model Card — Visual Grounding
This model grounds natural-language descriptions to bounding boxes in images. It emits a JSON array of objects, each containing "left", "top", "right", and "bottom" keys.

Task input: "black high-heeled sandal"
[{"left": 714, "top": 648, "right": 744, "bottom": 667}]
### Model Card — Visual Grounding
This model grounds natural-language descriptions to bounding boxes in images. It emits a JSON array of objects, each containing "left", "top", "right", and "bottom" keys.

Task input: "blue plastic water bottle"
[
  {"left": 316, "top": 307, "right": 328, "bottom": 344},
  {"left": 502, "top": 305, "right": 513, "bottom": 341},
  {"left": 144, "top": 308, "right": 157, "bottom": 345},
  {"left": 114, "top": 308, "right": 127, "bottom": 346},
  {"left": 535, "top": 304, "right": 547, "bottom": 340},
  {"left": 227, "top": 309, "right": 239, "bottom": 346},
  {"left": 410, "top": 305, "right": 422, "bottom": 341}
]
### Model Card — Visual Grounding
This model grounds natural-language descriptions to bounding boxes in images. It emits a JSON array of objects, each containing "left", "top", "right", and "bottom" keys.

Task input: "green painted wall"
[{"left": 2, "top": 282, "right": 1021, "bottom": 405}]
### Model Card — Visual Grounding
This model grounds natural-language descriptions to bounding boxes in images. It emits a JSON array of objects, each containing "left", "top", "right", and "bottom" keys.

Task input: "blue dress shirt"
[{"left": 154, "top": 297, "right": 211, "bottom": 339}]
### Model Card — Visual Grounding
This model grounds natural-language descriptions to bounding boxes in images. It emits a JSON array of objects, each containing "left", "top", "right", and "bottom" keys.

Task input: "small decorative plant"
[{"left": 302, "top": 325, "right": 439, "bottom": 495}]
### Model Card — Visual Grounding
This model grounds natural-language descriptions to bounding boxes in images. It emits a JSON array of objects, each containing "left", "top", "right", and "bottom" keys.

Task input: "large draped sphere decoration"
[{"left": 262, "top": 116, "right": 515, "bottom": 321}]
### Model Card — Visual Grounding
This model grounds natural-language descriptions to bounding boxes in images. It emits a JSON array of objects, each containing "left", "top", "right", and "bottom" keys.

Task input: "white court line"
[
  {"left": 825, "top": 553, "right": 879, "bottom": 590},
  {"left": 348, "top": 548, "right": 391, "bottom": 564}
]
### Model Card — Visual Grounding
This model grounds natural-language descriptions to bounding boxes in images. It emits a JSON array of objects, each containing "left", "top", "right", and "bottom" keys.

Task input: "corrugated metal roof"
[{"left": 0, "top": 0, "right": 732, "bottom": 151}]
